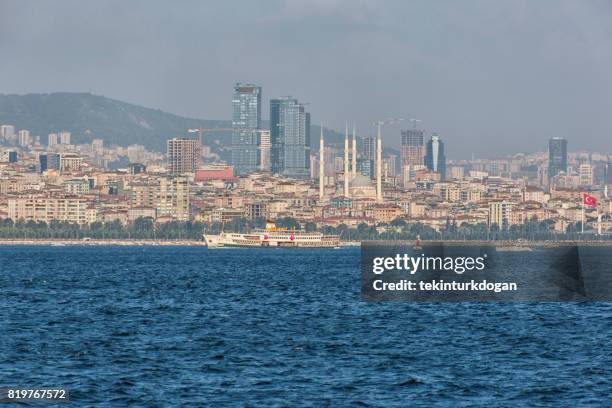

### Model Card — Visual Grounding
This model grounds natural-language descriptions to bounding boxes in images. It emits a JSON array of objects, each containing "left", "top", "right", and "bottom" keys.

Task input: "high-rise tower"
[
  {"left": 548, "top": 137, "right": 567, "bottom": 179},
  {"left": 400, "top": 129, "right": 425, "bottom": 168},
  {"left": 425, "top": 133, "right": 446, "bottom": 180},
  {"left": 344, "top": 123, "right": 350, "bottom": 197},
  {"left": 362, "top": 136, "right": 376, "bottom": 161},
  {"left": 376, "top": 124, "right": 383, "bottom": 203},
  {"left": 270, "top": 97, "right": 311, "bottom": 179},
  {"left": 259, "top": 130, "right": 271, "bottom": 171},
  {"left": 167, "top": 138, "right": 201, "bottom": 174},
  {"left": 319, "top": 126, "right": 325, "bottom": 200},
  {"left": 232, "top": 83, "right": 261, "bottom": 175}
]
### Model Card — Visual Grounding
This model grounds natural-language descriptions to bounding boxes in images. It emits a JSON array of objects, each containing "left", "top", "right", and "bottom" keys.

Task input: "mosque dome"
[
  {"left": 349, "top": 174, "right": 376, "bottom": 199},
  {"left": 350, "top": 174, "right": 373, "bottom": 188}
]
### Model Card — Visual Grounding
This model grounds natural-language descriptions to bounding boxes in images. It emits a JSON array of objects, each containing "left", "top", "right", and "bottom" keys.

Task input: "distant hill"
[
  {"left": 0, "top": 92, "right": 397, "bottom": 159},
  {"left": 0, "top": 92, "right": 221, "bottom": 152}
]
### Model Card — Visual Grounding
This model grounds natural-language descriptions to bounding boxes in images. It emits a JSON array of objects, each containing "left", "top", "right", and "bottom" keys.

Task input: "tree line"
[
  {"left": 208, "top": 216, "right": 611, "bottom": 241},
  {"left": 0, "top": 218, "right": 204, "bottom": 240},
  {"left": 0, "top": 216, "right": 609, "bottom": 241}
]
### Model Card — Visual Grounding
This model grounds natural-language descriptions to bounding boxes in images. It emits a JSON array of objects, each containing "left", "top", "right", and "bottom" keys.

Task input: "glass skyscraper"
[
  {"left": 39, "top": 153, "right": 61, "bottom": 173},
  {"left": 270, "top": 97, "right": 311, "bottom": 179},
  {"left": 232, "top": 83, "right": 261, "bottom": 175},
  {"left": 548, "top": 137, "right": 567, "bottom": 178},
  {"left": 425, "top": 133, "right": 446, "bottom": 180},
  {"left": 362, "top": 136, "right": 376, "bottom": 161}
]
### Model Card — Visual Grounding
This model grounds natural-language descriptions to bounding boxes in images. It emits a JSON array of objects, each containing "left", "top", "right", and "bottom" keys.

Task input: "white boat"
[
  {"left": 495, "top": 246, "right": 533, "bottom": 252},
  {"left": 204, "top": 221, "right": 340, "bottom": 248}
]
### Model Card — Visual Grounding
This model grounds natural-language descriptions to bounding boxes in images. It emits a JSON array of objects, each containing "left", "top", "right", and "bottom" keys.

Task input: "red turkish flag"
[{"left": 582, "top": 193, "right": 597, "bottom": 207}]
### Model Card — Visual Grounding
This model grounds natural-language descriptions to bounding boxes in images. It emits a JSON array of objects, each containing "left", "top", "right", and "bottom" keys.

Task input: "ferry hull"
[{"left": 204, "top": 232, "right": 340, "bottom": 248}]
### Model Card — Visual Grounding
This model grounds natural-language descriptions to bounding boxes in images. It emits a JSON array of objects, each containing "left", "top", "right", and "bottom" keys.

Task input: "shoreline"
[
  {"left": 0, "top": 239, "right": 363, "bottom": 247},
  {"left": 1, "top": 239, "right": 611, "bottom": 247},
  {"left": 0, "top": 239, "right": 208, "bottom": 246}
]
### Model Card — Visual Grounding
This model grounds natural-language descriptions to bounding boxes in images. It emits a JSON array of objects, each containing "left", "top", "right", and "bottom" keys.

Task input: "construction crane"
[
  {"left": 187, "top": 128, "right": 269, "bottom": 146},
  {"left": 372, "top": 117, "right": 406, "bottom": 138},
  {"left": 187, "top": 127, "right": 234, "bottom": 148},
  {"left": 373, "top": 117, "right": 406, "bottom": 127},
  {"left": 408, "top": 118, "right": 422, "bottom": 129}
]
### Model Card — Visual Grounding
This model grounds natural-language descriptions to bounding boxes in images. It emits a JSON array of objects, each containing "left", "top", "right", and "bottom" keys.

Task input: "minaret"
[
  {"left": 319, "top": 125, "right": 325, "bottom": 200},
  {"left": 352, "top": 123, "right": 357, "bottom": 179},
  {"left": 344, "top": 122, "right": 350, "bottom": 197},
  {"left": 376, "top": 123, "right": 383, "bottom": 203}
]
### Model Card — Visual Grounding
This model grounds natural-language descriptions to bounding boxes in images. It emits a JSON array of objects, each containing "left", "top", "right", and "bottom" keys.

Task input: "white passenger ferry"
[{"left": 204, "top": 221, "right": 340, "bottom": 248}]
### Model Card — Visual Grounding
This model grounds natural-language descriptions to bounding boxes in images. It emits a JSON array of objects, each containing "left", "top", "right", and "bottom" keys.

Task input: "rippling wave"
[{"left": 1, "top": 246, "right": 611, "bottom": 407}]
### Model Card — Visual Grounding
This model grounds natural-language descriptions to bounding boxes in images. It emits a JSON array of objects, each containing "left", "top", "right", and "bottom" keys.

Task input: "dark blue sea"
[{"left": 1, "top": 246, "right": 611, "bottom": 407}]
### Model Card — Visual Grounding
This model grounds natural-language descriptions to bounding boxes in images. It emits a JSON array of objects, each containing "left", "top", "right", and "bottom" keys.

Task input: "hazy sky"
[{"left": 1, "top": 0, "right": 612, "bottom": 157}]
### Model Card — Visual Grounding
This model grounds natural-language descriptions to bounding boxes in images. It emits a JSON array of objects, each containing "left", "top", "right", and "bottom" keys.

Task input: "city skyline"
[
  {"left": 0, "top": 91, "right": 611, "bottom": 238},
  {"left": 3, "top": 102, "right": 604, "bottom": 166},
  {"left": 0, "top": 83, "right": 605, "bottom": 165},
  {"left": 3, "top": 4, "right": 612, "bottom": 406},
  {"left": 1, "top": 1, "right": 612, "bottom": 157}
]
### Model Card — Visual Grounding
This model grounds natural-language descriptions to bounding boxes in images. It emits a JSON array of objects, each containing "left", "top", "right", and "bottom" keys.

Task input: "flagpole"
[{"left": 581, "top": 203, "right": 584, "bottom": 235}]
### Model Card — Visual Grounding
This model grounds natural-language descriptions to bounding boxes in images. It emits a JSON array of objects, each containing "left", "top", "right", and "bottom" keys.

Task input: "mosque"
[{"left": 319, "top": 123, "right": 383, "bottom": 202}]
